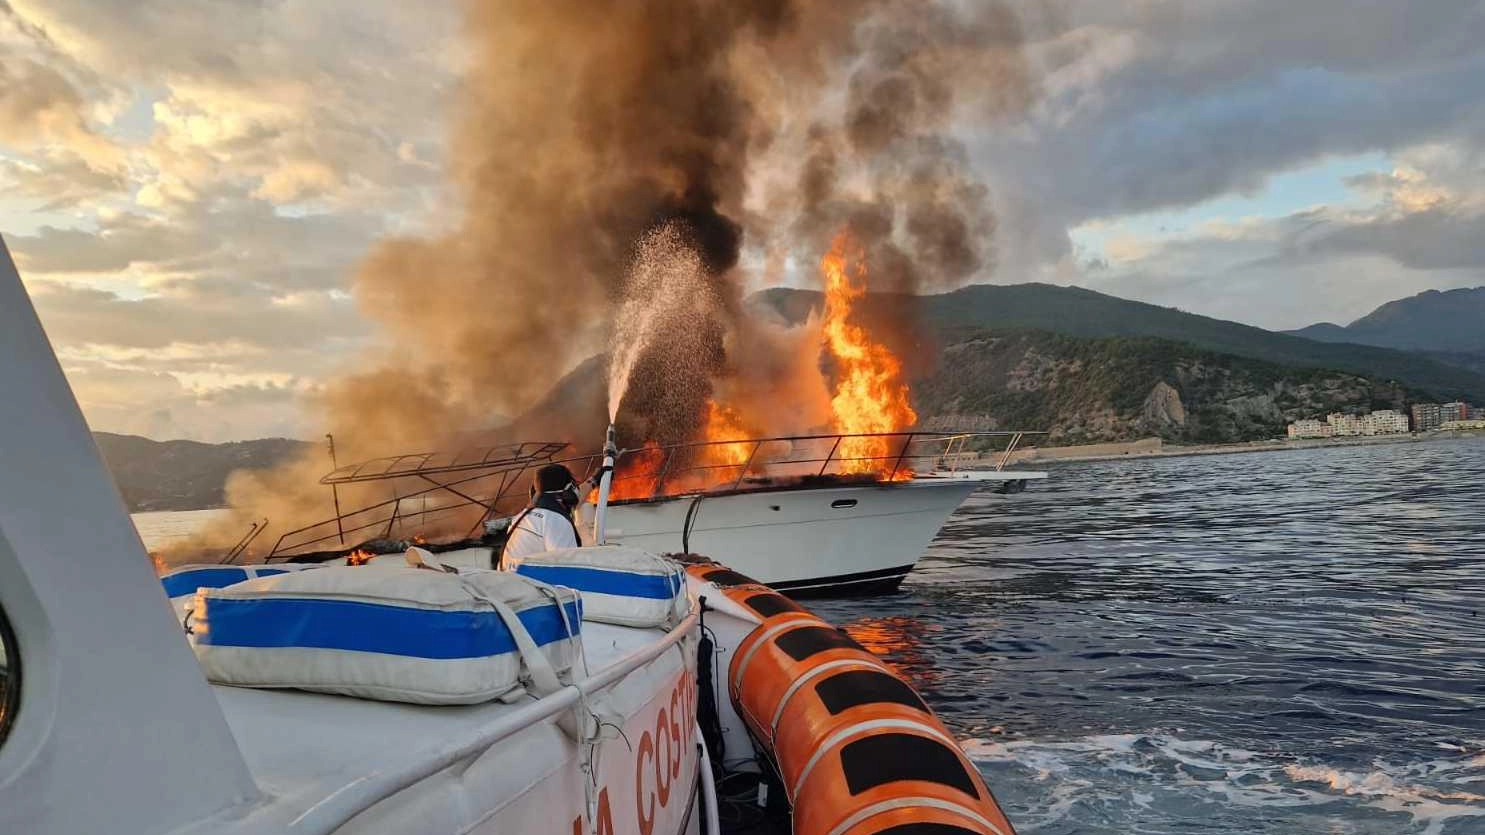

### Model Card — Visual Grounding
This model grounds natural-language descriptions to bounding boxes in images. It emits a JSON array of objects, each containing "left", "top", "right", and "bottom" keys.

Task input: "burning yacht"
[{"left": 259, "top": 430, "right": 1044, "bottom": 596}]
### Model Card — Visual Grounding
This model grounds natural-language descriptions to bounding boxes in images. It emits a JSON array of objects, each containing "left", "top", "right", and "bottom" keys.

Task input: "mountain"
[
  {"left": 1287, "top": 322, "right": 1352, "bottom": 342},
  {"left": 913, "top": 328, "right": 1416, "bottom": 445},
  {"left": 755, "top": 283, "right": 1485, "bottom": 401},
  {"left": 1288, "top": 287, "right": 1485, "bottom": 354},
  {"left": 95, "top": 432, "right": 310, "bottom": 512}
]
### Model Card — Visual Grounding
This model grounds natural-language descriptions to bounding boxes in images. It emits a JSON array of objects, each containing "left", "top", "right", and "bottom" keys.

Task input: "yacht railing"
[
  {"left": 266, "top": 442, "right": 576, "bottom": 558},
  {"left": 263, "top": 430, "right": 1041, "bottom": 559},
  {"left": 594, "top": 430, "right": 1041, "bottom": 502}
]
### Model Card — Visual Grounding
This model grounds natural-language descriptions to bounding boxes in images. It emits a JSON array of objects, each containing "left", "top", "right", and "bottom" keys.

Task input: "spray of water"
[{"left": 606, "top": 222, "right": 719, "bottom": 422}]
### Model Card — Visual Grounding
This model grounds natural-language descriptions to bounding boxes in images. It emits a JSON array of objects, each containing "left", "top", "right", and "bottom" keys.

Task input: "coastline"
[{"left": 978, "top": 428, "right": 1485, "bottom": 467}]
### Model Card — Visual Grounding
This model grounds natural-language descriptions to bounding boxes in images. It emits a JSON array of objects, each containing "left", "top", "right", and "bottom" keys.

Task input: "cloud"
[
  {"left": 0, "top": 148, "right": 127, "bottom": 208},
  {"left": 29, "top": 280, "right": 361, "bottom": 356},
  {"left": 970, "top": 0, "right": 1485, "bottom": 279},
  {"left": 0, "top": 0, "right": 450, "bottom": 441},
  {"left": 1080, "top": 159, "right": 1485, "bottom": 330},
  {"left": 6, "top": 0, "right": 456, "bottom": 214},
  {"left": 61, "top": 362, "right": 312, "bottom": 442},
  {"left": 11, "top": 196, "right": 390, "bottom": 289},
  {"left": 1303, "top": 205, "right": 1485, "bottom": 272}
]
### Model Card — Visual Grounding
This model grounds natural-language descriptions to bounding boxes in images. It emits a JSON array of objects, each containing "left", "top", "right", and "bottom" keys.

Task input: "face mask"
[{"left": 534, "top": 481, "right": 579, "bottom": 509}]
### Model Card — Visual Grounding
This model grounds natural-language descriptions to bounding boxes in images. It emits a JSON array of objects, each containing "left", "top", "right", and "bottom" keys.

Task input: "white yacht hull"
[{"left": 596, "top": 473, "right": 1038, "bottom": 596}]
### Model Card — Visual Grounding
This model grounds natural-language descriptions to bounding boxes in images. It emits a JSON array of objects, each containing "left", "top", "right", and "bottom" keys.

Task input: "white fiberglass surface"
[{"left": 212, "top": 621, "right": 664, "bottom": 792}]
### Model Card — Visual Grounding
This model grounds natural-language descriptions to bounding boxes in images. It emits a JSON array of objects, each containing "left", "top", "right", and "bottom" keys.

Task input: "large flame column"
[{"left": 591, "top": 425, "right": 618, "bottom": 544}]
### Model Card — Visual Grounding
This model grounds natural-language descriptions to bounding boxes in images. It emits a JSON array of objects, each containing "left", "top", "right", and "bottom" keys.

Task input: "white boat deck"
[{"left": 200, "top": 619, "right": 680, "bottom": 833}]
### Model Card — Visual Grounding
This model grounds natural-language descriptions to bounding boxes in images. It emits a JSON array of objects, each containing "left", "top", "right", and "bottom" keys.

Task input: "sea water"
[
  {"left": 811, "top": 436, "right": 1485, "bottom": 834},
  {"left": 131, "top": 437, "right": 1485, "bottom": 833}
]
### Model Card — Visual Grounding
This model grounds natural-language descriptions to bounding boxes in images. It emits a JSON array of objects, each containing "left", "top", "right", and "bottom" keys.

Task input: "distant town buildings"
[
  {"left": 1287, "top": 409, "right": 1410, "bottom": 439},
  {"left": 1290, "top": 401, "right": 1485, "bottom": 439},
  {"left": 1410, "top": 400, "right": 1477, "bottom": 432}
]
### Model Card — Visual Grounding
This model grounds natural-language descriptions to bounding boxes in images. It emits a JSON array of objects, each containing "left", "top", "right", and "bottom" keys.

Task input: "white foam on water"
[
  {"left": 1283, "top": 762, "right": 1485, "bottom": 835},
  {"left": 963, "top": 733, "right": 1485, "bottom": 834}
]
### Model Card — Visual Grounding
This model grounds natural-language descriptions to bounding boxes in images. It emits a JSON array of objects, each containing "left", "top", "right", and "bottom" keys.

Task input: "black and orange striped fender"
[{"left": 681, "top": 558, "right": 1016, "bottom": 835}]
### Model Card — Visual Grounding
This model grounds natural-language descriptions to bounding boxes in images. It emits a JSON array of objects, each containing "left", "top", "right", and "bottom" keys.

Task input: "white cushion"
[{"left": 190, "top": 566, "right": 582, "bottom": 705}]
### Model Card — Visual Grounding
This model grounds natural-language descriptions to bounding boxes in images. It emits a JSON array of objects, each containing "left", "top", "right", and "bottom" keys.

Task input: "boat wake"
[{"left": 961, "top": 732, "right": 1485, "bottom": 835}]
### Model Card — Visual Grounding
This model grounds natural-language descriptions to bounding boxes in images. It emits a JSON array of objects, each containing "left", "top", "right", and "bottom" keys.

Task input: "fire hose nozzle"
[{"left": 593, "top": 423, "right": 619, "bottom": 545}]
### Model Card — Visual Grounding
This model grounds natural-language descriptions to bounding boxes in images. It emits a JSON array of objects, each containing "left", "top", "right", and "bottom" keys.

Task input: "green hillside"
[
  {"left": 756, "top": 283, "right": 1485, "bottom": 401},
  {"left": 913, "top": 328, "right": 1418, "bottom": 445},
  {"left": 95, "top": 432, "right": 309, "bottom": 512}
]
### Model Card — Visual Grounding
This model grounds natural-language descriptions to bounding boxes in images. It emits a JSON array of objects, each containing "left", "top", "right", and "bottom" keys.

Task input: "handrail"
[
  {"left": 221, "top": 518, "right": 269, "bottom": 565},
  {"left": 288, "top": 610, "right": 699, "bottom": 834}
]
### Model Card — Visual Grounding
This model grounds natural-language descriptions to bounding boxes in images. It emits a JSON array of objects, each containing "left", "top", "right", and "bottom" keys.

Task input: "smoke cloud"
[{"left": 175, "top": 0, "right": 1033, "bottom": 561}]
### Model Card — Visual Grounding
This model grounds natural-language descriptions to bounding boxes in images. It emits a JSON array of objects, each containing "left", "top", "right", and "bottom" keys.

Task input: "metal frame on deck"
[
  {"left": 263, "top": 430, "right": 1041, "bottom": 559},
  {"left": 266, "top": 442, "right": 575, "bottom": 558}
]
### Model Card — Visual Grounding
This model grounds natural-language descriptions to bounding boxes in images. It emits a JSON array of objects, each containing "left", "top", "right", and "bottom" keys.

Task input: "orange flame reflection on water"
[{"left": 841, "top": 615, "right": 942, "bottom": 688}]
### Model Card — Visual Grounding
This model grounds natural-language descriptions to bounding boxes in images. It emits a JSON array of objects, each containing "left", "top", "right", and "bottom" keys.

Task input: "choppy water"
[
  {"left": 131, "top": 438, "right": 1485, "bottom": 833},
  {"left": 811, "top": 437, "right": 1485, "bottom": 834}
]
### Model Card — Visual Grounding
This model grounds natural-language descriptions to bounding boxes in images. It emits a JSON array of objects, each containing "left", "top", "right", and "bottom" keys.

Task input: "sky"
[{"left": 2, "top": 0, "right": 1483, "bottom": 442}]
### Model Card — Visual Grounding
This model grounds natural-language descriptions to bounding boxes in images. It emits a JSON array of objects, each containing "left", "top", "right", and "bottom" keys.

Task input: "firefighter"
[{"left": 498, "top": 463, "right": 583, "bottom": 566}]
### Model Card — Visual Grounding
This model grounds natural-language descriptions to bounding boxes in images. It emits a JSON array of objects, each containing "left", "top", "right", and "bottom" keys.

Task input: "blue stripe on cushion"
[
  {"left": 162, "top": 567, "right": 293, "bottom": 598},
  {"left": 514, "top": 564, "right": 683, "bottom": 600},
  {"left": 197, "top": 597, "right": 582, "bottom": 659}
]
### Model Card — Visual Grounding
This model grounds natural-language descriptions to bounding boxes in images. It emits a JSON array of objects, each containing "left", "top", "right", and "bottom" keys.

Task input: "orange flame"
[
  {"left": 346, "top": 548, "right": 376, "bottom": 566},
  {"left": 597, "top": 232, "right": 918, "bottom": 503},
  {"left": 603, "top": 440, "right": 666, "bottom": 501},
  {"left": 700, "top": 400, "right": 754, "bottom": 468},
  {"left": 821, "top": 232, "right": 917, "bottom": 477}
]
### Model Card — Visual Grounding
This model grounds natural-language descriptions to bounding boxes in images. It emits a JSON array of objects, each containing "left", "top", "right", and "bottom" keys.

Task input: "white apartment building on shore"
[{"left": 1364, "top": 409, "right": 1410, "bottom": 435}]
